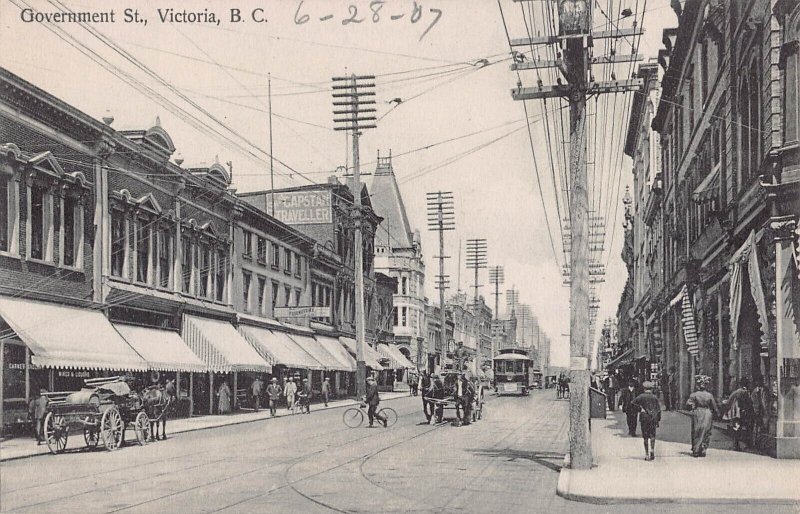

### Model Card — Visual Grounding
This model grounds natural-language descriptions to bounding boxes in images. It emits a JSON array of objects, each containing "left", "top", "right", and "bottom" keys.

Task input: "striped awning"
[
  {"left": 239, "top": 325, "right": 324, "bottom": 370},
  {"left": 679, "top": 285, "right": 699, "bottom": 357},
  {"left": 288, "top": 333, "right": 349, "bottom": 371},
  {"left": 315, "top": 335, "right": 356, "bottom": 372},
  {"left": 113, "top": 324, "right": 207, "bottom": 373},
  {"left": 182, "top": 315, "right": 271, "bottom": 373},
  {"left": 339, "top": 337, "right": 384, "bottom": 370},
  {"left": 377, "top": 343, "right": 416, "bottom": 369}
]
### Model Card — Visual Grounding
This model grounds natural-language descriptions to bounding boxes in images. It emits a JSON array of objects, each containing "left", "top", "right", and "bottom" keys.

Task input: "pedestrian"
[
  {"left": 618, "top": 380, "right": 638, "bottom": 436},
  {"left": 266, "top": 378, "right": 281, "bottom": 416},
  {"left": 632, "top": 381, "right": 661, "bottom": 461},
  {"left": 431, "top": 373, "right": 445, "bottom": 423},
  {"left": 365, "top": 376, "right": 387, "bottom": 427},
  {"left": 750, "top": 376, "right": 768, "bottom": 441},
  {"left": 322, "top": 377, "right": 331, "bottom": 407},
  {"left": 250, "top": 376, "right": 263, "bottom": 412},
  {"left": 686, "top": 374, "right": 719, "bottom": 457},
  {"left": 284, "top": 376, "right": 297, "bottom": 411},
  {"left": 668, "top": 366, "right": 678, "bottom": 411},
  {"left": 299, "top": 378, "right": 312, "bottom": 414},
  {"left": 604, "top": 374, "right": 617, "bottom": 411},
  {"left": 419, "top": 371, "right": 433, "bottom": 423},
  {"left": 456, "top": 374, "right": 475, "bottom": 426},
  {"left": 216, "top": 380, "right": 232, "bottom": 415},
  {"left": 33, "top": 388, "right": 49, "bottom": 444},
  {"left": 659, "top": 369, "right": 671, "bottom": 411},
  {"left": 723, "top": 377, "right": 754, "bottom": 451}
]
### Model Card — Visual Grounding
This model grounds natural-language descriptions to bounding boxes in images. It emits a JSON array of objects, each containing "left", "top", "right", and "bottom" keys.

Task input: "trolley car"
[{"left": 493, "top": 349, "right": 536, "bottom": 395}]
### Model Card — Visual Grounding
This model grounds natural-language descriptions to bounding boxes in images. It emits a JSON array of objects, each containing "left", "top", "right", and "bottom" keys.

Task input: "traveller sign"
[
  {"left": 274, "top": 306, "right": 332, "bottom": 318},
  {"left": 266, "top": 190, "right": 332, "bottom": 225}
]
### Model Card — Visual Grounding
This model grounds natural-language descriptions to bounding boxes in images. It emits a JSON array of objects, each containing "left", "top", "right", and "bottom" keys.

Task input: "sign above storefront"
[
  {"left": 266, "top": 190, "right": 332, "bottom": 225},
  {"left": 274, "top": 306, "right": 332, "bottom": 319}
]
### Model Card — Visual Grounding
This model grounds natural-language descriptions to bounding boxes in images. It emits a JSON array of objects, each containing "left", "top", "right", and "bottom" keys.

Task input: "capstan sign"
[{"left": 267, "top": 190, "right": 332, "bottom": 225}]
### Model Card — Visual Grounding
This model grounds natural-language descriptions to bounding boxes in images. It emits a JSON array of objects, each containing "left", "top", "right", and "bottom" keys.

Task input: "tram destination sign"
[
  {"left": 274, "top": 306, "right": 332, "bottom": 319},
  {"left": 266, "top": 190, "right": 332, "bottom": 225}
]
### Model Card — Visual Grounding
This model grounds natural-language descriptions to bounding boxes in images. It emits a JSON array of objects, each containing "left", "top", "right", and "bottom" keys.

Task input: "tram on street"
[{"left": 493, "top": 349, "right": 536, "bottom": 396}]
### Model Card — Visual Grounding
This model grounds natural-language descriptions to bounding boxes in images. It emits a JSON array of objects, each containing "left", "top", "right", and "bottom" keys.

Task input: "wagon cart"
[
  {"left": 428, "top": 371, "right": 485, "bottom": 426},
  {"left": 43, "top": 376, "right": 150, "bottom": 454}
]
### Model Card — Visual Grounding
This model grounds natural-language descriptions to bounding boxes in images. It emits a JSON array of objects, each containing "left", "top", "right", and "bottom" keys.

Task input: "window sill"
[
  {"left": 257, "top": 258, "right": 268, "bottom": 266},
  {"left": 271, "top": 264, "right": 279, "bottom": 271},
  {"left": 0, "top": 250, "right": 21, "bottom": 259},
  {"left": 284, "top": 270, "right": 292, "bottom": 276},
  {"left": 61, "top": 264, "right": 84, "bottom": 274},
  {"left": 26, "top": 257, "right": 56, "bottom": 268}
]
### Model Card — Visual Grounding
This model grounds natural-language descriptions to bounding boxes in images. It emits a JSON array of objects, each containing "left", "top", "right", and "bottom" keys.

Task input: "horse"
[
  {"left": 556, "top": 376, "right": 570, "bottom": 399},
  {"left": 142, "top": 386, "right": 172, "bottom": 441}
]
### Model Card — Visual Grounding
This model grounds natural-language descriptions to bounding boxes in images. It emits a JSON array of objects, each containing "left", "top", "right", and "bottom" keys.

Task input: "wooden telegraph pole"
[
  {"left": 466, "top": 238, "right": 488, "bottom": 369},
  {"left": 506, "top": 0, "right": 643, "bottom": 469},
  {"left": 427, "top": 192, "right": 455, "bottom": 371},
  {"left": 332, "top": 74, "right": 377, "bottom": 400}
]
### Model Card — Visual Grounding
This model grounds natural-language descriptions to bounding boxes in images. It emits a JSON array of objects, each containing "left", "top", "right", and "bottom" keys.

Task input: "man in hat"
[
  {"left": 632, "top": 381, "right": 662, "bottom": 461},
  {"left": 618, "top": 379, "right": 639, "bottom": 436},
  {"left": 284, "top": 377, "right": 297, "bottom": 412},
  {"left": 365, "top": 376, "right": 387, "bottom": 427},
  {"left": 266, "top": 378, "right": 281, "bottom": 416},
  {"left": 298, "top": 378, "right": 312, "bottom": 414},
  {"left": 33, "top": 388, "right": 49, "bottom": 444},
  {"left": 322, "top": 377, "right": 332, "bottom": 407},
  {"left": 250, "top": 376, "right": 263, "bottom": 412},
  {"left": 431, "top": 373, "right": 445, "bottom": 423}
]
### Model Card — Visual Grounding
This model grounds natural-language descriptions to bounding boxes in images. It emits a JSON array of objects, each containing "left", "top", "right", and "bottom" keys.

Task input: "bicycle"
[{"left": 342, "top": 402, "right": 398, "bottom": 428}]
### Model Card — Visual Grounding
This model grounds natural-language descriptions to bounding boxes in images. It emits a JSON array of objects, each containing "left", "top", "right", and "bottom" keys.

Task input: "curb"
[{"left": 0, "top": 394, "right": 409, "bottom": 463}]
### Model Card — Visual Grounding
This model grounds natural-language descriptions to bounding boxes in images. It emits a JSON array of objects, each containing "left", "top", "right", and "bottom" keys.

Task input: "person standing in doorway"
[
  {"left": 250, "top": 376, "right": 263, "bottom": 412},
  {"left": 618, "top": 380, "right": 639, "bottom": 436},
  {"left": 322, "top": 377, "right": 332, "bottom": 407},
  {"left": 284, "top": 376, "right": 297, "bottom": 412},
  {"left": 365, "top": 376, "right": 387, "bottom": 427},
  {"left": 217, "top": 380, "right": 232, "bottom": 415},
  {"left": 632, "top": 381, "right": 662, "bottom": 461},
  {"left": 266, "top": 378, "right": 281, "bottom": 416},
  {"left": 687, "top": 375, "right": 719, "bottom": 457}
]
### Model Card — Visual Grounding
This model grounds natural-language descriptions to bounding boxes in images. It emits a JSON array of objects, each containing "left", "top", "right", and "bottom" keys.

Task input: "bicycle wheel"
[
  {"left": 342, "top": 408, "right": 364, "bottom": 428},
  {"left": 378, "top": 407, "right": 398, "bottom": 427}
]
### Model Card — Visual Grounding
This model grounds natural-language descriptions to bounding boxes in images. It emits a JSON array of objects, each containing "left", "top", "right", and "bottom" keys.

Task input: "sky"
[{"left": 0, "top": 0, "right": 678, "bottom": 367}]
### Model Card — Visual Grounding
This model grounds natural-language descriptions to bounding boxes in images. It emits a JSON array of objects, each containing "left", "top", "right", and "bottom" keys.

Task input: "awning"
[
  {"left": 691, "top": 168, "right": 719, "bottom": 204},
  {"left": 339, "top": 337, "right": 384, "bottom": 370},
  {"left": 182, "top": 315, "right": 271, "bottom": 373},
  {"left": 377, "top": 343, "right": 416, "bottom": 369},
  {"left": 678, "top": 285, "right": 699, "bottom": 357},
  {"left": 239, "top": 325, "right": 324, "bottom": 370},
  {"left": 606, "top": 348, "right": 634, "bottom": 369},
  {"left": 113, "top": 324, "right": 207, "bottom": 373},
  {"left": 315, "top": 335, "right": 356, "bottom": 372},
  {"left": 288, "top": 333, "right": 348, "bottom": 371},
  {"left": 0, "top": 296, "right": 147, "bottom": 371}
]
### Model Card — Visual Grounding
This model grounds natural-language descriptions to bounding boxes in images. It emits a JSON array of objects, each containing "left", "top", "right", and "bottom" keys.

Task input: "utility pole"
[
  {"left": 506, "top": 0, "right": 643, "bottom": 470},
  {"left": 427, "top": 191, "right": 455, "bottom": 372},
  {"left": 465, "top": 238, "right": 487, "bottom": 372},
  {"left": 488, "top": 265, "right": 504, "bottom": 363},
  {"left": 332, "top": 74, "right": 377, "bottom": 400}
]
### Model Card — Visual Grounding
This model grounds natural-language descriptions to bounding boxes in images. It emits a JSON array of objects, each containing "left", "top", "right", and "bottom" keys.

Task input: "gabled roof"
[{"left": 366, "top": 153, "right": 413, "bottom": 249}]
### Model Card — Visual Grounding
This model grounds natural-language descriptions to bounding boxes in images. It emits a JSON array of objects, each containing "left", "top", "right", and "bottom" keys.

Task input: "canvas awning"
[
  {"left": 315, "top": 335, "right": 356, "bottom": 372},
  {"left": 339, "top": 337, "right": 384, "bottom": 370},
  {"left": 0, "top": 296, "right": 147, "bottom": 371},
  {"left": 239, "top": 325, "right": 324, "bottom": 370},
  {"left": 377, "top": 343, "right": 416, "bottom": 369},
  {"left": 113, "top": 324, "right": 207, "bottom": 373},
  {"left": 678, "top": 285, "right": 699, "bottom": 357},
  {"left": 182, "top": 315, "right": 271, "bottom": 373},
  {"left": 606, "top": 348, "right": 634, "bottom": 370},
  {"left": 288, "top": 333, "right": 349, "bottom": 371}
]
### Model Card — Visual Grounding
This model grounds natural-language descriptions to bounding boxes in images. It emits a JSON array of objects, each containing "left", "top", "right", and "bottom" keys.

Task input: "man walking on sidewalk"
[
  {"left": 365, "top": 376, "right": 387, "bottom": 427},
  {"left": 250, "top": 377, "right": 263, "bottom": 412},
  {"left": 284, "top": 377, "right": 297, "bottom": 412},
  {"left": 266, "top": 378, "right": 281, "bottom": 416},
  {"left": 322, "top": 377, "right": 331, "bottom": 407},
  {"left": 633, "top": 381, "right": 661, "bottom": 461},
  {"left": 618, "top": 380, "right": 638, "bottom": 436}
]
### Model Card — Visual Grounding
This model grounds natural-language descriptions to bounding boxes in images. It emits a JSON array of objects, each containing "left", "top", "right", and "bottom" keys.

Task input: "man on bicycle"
[{"left": 365, "top": 376, "right": 387, "bottom": 427}]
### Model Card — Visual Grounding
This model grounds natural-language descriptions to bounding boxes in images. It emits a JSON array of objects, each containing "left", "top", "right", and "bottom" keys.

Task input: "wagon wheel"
[
  {"left": 44, "top": 411, "right": 68, "bottom": 454},
  {"left": 101, "top": 407, "right": 124, "bottom": 451},
  {"left": 84, "top": 427, "right": 100, "bottom": 448},
  {"left": 134, "top": 411, "right": 151, "bottom": 445}
]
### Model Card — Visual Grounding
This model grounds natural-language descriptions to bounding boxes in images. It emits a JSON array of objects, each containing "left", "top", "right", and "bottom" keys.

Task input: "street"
[{"left": 0, "top": 391, "right": 794, "bottom": 514}]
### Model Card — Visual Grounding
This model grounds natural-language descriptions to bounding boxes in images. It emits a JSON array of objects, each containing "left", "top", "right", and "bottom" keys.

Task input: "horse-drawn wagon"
[
  {"left": 42, "top": 376, "right": 151, "bottom": 454},
  {"left": 427, "top": 371, "right": 485, "bottom": 425}
]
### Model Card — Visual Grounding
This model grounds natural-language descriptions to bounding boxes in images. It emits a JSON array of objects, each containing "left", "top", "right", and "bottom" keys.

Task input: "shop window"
[
  {"left": 135, "top": 219, "right": 150, "bottom": 284},
  {"left": 242, "top": 229, "right": 252, "bottom": 258},
  {"left": 271, "top": 242, "right": 281, "bottom": 269},
  {"left": 181, "top": 236, "right": 192, "bottom": 293},
  {"left": 257, "top": 236, "right": 267, "bottom": 264},
  {"left": 3, "top": 343, "right": 26, "bottom": 403},
  {"left": 158, "top": 228, "right": 171, "bottom": 288},
  {"left": 111, "top": 211, "right": 125, "bottom": 278},
  {"left": 284, "top": 248, "right": 293, "bottom": 274},
  {"left": 215, "top": 248, "right": 226, "bottom": 302},
  {"left": 257, "top": 276, "right": 266, "bottom": 314},
  {"left": 242, "top": 271, "right": 251, "bottom": 311},
  {"left": 29, "top": 184, "right": 46, "bottom": 260}
]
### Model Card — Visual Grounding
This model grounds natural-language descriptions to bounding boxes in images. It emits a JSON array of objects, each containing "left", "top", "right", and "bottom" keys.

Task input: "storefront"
[
  {"left": 181, "top": 314, "right": 271, "bottom": 415},
  {"left": 377, "top": 343, "right": 417, "bottom": 391},
  {"left": 0, "top": 296, "right": 148, "bottom": 433},
  {"left": 315, "top": 335, "right": 357, "bottom": 396}
]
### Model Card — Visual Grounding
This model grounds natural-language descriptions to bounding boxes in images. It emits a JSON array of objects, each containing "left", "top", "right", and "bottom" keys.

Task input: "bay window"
[
  {"left": 111, "top": 211, "right": 126, "bottom": 277},
  {"left": 135, "top": 219, "right": 150, "bottom": 283},
  {"left": 215, "top": 248, "right": 226, "bottom": 302}
]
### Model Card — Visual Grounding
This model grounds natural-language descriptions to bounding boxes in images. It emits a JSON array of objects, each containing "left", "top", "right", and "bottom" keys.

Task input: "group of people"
[
  {"left": 418, "top": 371, "right": 478, "bottom": 426},
  {"left": 256, "top": 376, "right": 317, "bottom": 416}
]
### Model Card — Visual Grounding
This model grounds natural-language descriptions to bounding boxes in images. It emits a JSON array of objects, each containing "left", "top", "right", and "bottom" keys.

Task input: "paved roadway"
[{"left": 0, "top": 391, "right": 794, "bottom": 513}]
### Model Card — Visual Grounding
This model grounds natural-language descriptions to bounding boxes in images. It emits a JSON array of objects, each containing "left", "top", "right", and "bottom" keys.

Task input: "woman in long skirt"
[
  {"left": 686, "top": 375, "right": 719, "bottom": 457},
  {"left": 217, "top": 381, "right": 232, "bottom": 414}
]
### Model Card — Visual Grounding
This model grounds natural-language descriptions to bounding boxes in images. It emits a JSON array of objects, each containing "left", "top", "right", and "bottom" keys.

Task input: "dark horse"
[{"left": 142, "top": 386, "right": 172, "bottom": 441}]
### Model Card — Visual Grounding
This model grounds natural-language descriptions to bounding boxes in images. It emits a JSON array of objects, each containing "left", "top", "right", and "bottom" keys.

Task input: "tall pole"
[
  {"left": 489, "top": 265, "right": 503, "bottom": 365},
  {"left": 268, "top": 73, "right": 275, "bottom": 216},
  {"left": 438, "top": 217, "right": 446, "bottom": 368},
  {"left": 332, "top": 74, "right": 377, "bottom": 400},
  {"left": 427, "top": 191, "right": 454, "bottom": 372}
]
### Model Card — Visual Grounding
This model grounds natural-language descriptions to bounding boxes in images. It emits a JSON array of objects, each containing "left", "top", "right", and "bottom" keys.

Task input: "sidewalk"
[
  {"left": 0, "top": 391, "right": 409, "bottom": 463},
  {"left": 557, "top": 409, "right": 800, "bottom": 504}
]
